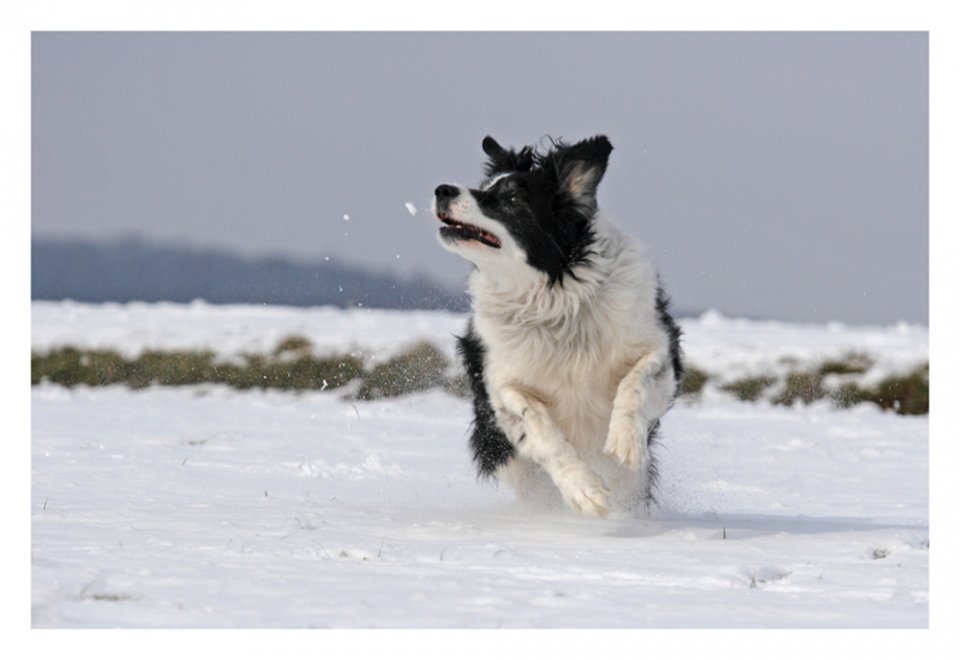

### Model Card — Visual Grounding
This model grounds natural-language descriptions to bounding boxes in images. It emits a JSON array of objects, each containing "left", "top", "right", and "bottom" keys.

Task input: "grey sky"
[{"left": 32, "top": 32, "right": 928, "bottom": 324}]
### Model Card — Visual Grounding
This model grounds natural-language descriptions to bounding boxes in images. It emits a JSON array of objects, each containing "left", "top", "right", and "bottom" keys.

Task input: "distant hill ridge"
[{"left": 32, "top": 237, "right": 470, "bottom": 311}]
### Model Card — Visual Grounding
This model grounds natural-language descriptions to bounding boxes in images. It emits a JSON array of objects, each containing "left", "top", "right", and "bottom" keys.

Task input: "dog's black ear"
[
  {"left": 482, "top": 136, "right": 505, "bottom": 159},
  {"left": 482, "top": 135, "right": 535, "bottom": 177},
  {"left": 556, "top": 135, "right": 613, "bottom": 210}
]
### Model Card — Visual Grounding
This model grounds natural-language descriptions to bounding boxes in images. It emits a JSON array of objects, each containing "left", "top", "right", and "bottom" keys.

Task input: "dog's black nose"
[{"left": 435, "top": 184, "right": 460, "bottom": 200}]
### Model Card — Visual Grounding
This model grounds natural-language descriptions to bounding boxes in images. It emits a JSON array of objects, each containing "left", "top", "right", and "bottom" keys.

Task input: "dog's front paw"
[
  {"left": 559, "top": 471, "right": 611, "bottom": 517},
  {"left": 603, "top": 415, "right": 649, "bottom": 471}
]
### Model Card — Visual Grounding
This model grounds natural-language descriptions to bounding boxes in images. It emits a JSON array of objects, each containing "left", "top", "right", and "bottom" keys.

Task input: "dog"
[{"left": 433, "top": 135, "right": 682, "bottom": 516}]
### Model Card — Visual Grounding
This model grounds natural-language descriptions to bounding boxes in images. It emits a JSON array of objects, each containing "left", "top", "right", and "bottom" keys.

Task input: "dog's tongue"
[{"left": 480, "top": 230, "right": 501, "bottom": 248}]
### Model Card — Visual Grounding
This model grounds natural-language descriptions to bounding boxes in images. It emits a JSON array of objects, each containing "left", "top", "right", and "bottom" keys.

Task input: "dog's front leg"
[
  {"left": 494, "top": 385, "right": 610, "bottom": 517},
  {"left": 604, "top": 348, "right": 676, "bottom": 471}
]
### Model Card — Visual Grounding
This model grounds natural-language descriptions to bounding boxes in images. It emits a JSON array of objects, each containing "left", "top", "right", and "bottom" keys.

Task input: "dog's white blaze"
[{"left": 481, "top": 172, "right": 512, "bottom": 190}]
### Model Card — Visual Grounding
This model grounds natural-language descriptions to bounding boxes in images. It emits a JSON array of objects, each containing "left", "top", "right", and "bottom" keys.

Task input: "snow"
[
  {"left": 31, "top": 301, "right": 927, "bottom": 378},
  {"left": 684, "top": 310, "right": 928, "bottom": 386},
  {"left": 31, "top": 300, "right": 467, "bottom": 362},
  {"left": 31, "top": 302, "right": 928, "bottom": 628},
  {"left": 405, "top": 201, "right": 418, "bottom": 216}
]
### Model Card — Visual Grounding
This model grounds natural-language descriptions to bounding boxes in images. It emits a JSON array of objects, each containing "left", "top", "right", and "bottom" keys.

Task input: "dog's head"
[{"left": 433, "top": 135, "right": 613, "bottom": 284}]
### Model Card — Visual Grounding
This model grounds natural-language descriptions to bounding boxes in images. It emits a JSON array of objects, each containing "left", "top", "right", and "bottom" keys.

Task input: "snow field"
[
  {"left": 32, "top": 385, "right": 927, "bottom": 627},
  {"left": 31, "top": 301, "right": 928, "bottom": 380},
  {"left": 30, "top": 302, "right": 929, "bottom": 628}
]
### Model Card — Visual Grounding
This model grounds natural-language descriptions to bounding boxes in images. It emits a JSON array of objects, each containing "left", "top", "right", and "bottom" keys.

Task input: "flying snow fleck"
[
  {"left": 404, "top": 202, "right": 417, "bottom": 216},
  {"left": 343, "top": 214, "right": 350, "bottom": 221}
]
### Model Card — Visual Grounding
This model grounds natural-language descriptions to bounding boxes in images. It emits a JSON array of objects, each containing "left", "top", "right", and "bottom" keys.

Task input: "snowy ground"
[
  {"left": 31, "top": 302, "right": 929, "bottom": 628},
  {"left": 31, "top": 300, "right": 928, "bottom": 379}
]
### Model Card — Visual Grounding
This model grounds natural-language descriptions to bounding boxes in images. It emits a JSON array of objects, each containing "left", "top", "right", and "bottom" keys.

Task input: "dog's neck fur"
[
  {"left": 468, "top": 215, "right": 635, "bottom": 331},
  {"left": 467, "top": 212, "right": 658, "bottom": 389}
]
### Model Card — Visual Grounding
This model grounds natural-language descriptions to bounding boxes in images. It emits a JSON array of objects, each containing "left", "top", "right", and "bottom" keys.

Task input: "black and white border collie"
[{"left": 434, "top": 135, "right": 682, "bottom": 517}]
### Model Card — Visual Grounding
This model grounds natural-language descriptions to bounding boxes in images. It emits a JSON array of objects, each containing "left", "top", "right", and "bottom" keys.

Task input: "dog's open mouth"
[{"left": 437, "top": 212, "right": 502, "bottom": 249}]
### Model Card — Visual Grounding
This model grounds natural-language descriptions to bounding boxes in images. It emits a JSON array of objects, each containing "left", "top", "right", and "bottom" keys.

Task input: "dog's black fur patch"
[
  {"left": 642, "top": 286, "right": 684, "bottom": 502},
  {"left": 656, "top": 285, "right": 684, "bottom": 395},
  {"left": 466, "top": 136, "right": 615, "bottom": 285},
  {"left": 456, "top": 322, "right": 515, "bottom": 477}
]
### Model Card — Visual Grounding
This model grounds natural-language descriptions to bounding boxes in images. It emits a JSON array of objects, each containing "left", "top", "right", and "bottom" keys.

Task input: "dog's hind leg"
[{"left": 494, "top": 384, "right": 611, "bottom": 517}]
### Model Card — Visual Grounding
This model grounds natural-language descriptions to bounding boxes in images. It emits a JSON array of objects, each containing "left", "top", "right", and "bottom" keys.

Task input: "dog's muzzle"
[{"left": 433, "top": 184, "right": 502, "bottom": 249}]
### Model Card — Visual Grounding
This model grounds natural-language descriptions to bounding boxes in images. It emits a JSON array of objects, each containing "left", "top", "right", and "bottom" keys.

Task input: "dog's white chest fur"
[{"left": 470, "top": 223, "right": 671, "bottom": 509}]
